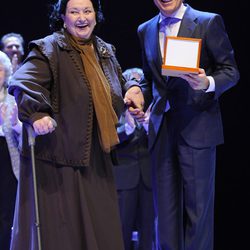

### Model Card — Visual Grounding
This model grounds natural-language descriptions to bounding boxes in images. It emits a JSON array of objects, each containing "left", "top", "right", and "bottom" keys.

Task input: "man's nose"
[{"left": 11, "top": 45, "right": 18, "bottom": 51}]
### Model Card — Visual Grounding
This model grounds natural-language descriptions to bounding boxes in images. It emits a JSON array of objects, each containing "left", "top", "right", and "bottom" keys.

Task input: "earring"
[{"left": 63, "top": 23, "right": 67, "bottom": 29}]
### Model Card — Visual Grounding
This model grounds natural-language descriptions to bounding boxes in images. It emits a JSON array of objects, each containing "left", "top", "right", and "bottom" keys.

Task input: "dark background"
[{"left": 0, "top": 1, "right": 248, "bottom": 249}]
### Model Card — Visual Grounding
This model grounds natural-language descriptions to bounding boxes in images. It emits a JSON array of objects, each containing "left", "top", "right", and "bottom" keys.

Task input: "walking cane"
[{"left": 26, "top": 124, "right": 42, "bottom": 250}]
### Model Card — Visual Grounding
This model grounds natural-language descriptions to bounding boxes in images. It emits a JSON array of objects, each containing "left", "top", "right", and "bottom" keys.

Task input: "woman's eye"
[{"left": 84, "top": 9, "right": 93, "bottom": 14}]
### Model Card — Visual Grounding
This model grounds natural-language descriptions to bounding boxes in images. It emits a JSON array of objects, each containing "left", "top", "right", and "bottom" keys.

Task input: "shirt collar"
[{"left": 159, "top": 3, "right": 187, "bottom": 23}]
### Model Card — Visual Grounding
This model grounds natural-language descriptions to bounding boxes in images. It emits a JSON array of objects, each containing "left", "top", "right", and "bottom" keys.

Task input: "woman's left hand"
[{"left": 124, "top": 86, "right": 145, "bottom": 123}]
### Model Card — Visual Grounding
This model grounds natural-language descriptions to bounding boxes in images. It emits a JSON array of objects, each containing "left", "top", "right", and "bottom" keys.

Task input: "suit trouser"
[
  {"left": 151, "top": 113, "right": 216, "bottom": 250},
  {"left": 117, "top": 180, "right": 155, "bottom": 250}
]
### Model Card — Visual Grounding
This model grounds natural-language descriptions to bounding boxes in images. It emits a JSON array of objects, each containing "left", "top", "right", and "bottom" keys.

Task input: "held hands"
[
  {"left": 179, "top": 68, "right": 209, "bottom": 91},
  {"left": 33, "top": 116, "right": 57, "bottom": 135},
  {"left": 124, "top": 86, "right": 146, "bottom": 123}
]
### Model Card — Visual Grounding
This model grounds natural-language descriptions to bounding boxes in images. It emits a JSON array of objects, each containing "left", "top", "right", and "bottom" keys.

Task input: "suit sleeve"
[{"left": 205, "top": 14, "right": 240, "bottom": 99}]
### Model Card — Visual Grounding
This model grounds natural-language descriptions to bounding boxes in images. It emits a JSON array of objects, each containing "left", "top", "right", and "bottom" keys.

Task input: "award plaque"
[{"left": 162, "top": 36, "right": 202, "bottom": 77}]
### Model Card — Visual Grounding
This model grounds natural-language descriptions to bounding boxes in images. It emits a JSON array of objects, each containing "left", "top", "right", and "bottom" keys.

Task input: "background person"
[
  {"left": 8, "top": 0, "right": 144, "bottom": 249},
  {"left": 114, "top": 67, "right": 155, "bottom": 250},
  {"left": 133, "top": 0, "right": 240, "bottom": 249},
  {"left": 0, "top": 51, "right": 22, "bottom": 250},
  {"left": 1, "top": 32, "right": 25, "bottom": 73}
]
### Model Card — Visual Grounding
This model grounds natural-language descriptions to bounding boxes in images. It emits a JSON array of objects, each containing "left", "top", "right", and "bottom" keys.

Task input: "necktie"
[{"left": 159, "top": 17, "right": 181, "bottom": 33}]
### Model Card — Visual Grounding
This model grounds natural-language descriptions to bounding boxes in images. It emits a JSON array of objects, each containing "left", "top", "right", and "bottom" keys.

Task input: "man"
[
  {"left": 1, "top": 32, "right": 25, "bottom": 72},
  {"left": 134, "top": 0, "right": 240, "bottom": 249}
]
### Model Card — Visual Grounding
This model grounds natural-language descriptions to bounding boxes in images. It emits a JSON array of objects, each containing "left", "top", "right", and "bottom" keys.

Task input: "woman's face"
[
  {"left": 0, "top": 64, "right": 6, "bottom": 89},
  {"left": 62, "top": 0, "right": 96, "bottom": 39}
]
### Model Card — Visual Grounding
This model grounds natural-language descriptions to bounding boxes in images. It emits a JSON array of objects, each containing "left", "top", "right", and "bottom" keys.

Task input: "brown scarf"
[{"left": 69, "top": 35, "right": 119, "bottom": 153}]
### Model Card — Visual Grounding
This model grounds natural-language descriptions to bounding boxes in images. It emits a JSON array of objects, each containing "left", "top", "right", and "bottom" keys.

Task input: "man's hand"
[{"left": 179, "top": 68, "right": 209, "bottom": 91}]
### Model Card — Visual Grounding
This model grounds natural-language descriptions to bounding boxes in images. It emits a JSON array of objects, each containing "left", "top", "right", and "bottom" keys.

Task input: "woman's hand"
[
  {"left": 124, "top": 86, "right": 144, "bottom": 110},
  {"left": 33, "top": 116, "right": 57, "bottom": 135},
  {"left": 124, "top": 86, "right": 145, "bottom": 123}
]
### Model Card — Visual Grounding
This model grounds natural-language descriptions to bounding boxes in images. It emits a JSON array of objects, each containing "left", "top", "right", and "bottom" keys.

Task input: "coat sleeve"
[{"left": 8, "top": 47, "right": 54, "bottom": 125}]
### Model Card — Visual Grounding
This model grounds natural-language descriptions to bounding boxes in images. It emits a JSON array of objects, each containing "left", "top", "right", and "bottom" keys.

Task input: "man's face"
[
  {"left": 2, "top": 37, "right": 24, "bottom": 63},
  {"left": 153, "top": 0, "right": 183, "bottom": 16}
]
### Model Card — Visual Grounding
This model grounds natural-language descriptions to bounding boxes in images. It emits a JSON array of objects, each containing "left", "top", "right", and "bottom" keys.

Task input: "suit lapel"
[
  {"left": 144, "top": 15, "right": 169, "bottom": 87},
  {"left": 144, "top": 15, "right": 163, "bottom": 75},
  {"left": 178, "top": 5, "right": 197, "bottom": 38}
]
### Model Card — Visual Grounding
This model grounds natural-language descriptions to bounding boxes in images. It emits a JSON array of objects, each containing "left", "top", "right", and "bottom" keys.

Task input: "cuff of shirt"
[{"left": 205, "top": 76, "right": 215, "bottom": 92}]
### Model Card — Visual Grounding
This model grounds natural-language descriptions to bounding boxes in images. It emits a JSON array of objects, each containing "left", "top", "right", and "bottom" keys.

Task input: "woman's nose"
[{"left": 78, "top": 12, "right": 86, "bottom": 20}]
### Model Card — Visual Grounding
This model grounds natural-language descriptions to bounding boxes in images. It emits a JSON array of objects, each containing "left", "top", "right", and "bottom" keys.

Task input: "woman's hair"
[
  {"left": 49, "top": 0, "right": 105, "bottom": 32},
  {"left": 0, "top": 51, "right": 13, "bottom": 87}
]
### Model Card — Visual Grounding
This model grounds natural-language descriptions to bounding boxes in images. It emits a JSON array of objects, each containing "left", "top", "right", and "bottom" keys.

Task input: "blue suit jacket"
[{"left": 138, "top": 4, "right": 240, "bottom": 150}]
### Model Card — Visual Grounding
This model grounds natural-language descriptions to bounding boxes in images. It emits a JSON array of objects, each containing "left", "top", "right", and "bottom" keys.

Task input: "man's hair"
[{"left": 0, "top": 32, "right": 24, "bottom": 49}]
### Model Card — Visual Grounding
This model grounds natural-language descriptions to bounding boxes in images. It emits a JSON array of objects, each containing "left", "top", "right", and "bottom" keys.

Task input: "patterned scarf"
[{"left": 69, "top": 35, "right": 119, "bottom": 153}]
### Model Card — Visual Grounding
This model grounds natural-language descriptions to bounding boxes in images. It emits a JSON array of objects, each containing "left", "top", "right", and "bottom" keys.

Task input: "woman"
[
  {"left": 0, "top": 51, "right": 21, "bottom": 250},
  {"left": 8, "top": 0, "right": 144, "bottom": 249}
]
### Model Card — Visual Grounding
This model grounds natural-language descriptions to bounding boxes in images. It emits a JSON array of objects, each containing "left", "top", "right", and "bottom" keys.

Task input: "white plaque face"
[
  {"left": 164, "top": 38, "right": 200, "bottom": 68},
  {"left": 162, "top": 36, "right": 201, "bottom": 77}
]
